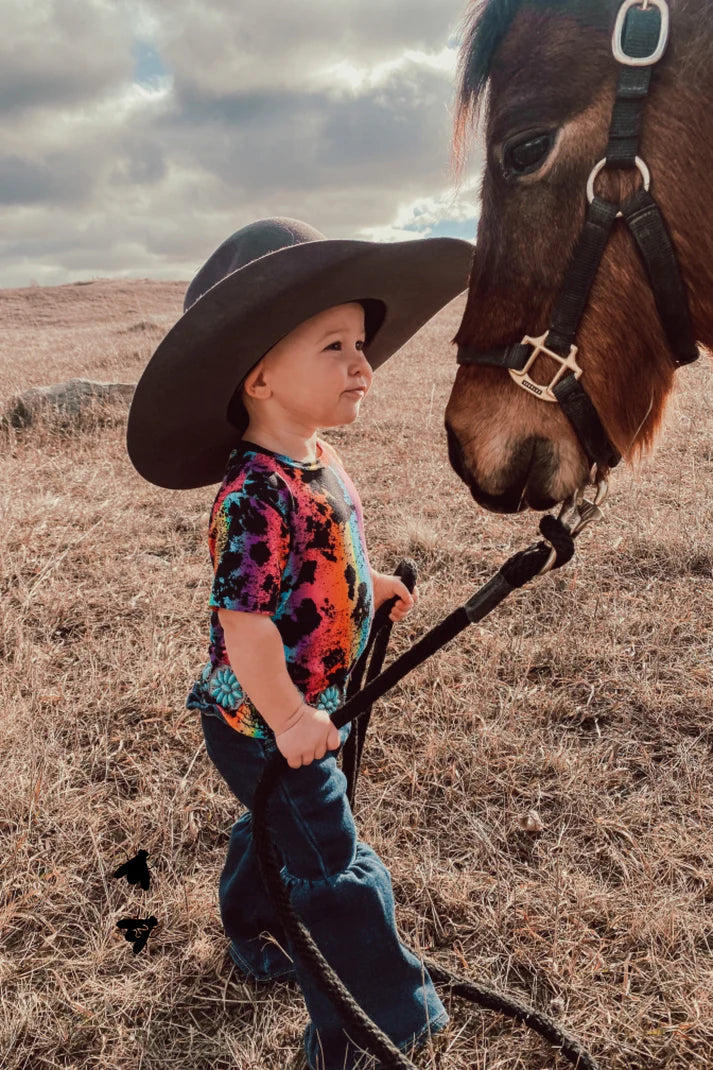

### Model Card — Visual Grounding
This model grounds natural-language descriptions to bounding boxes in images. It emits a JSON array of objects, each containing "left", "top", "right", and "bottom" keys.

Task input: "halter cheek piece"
[{"left": 456, "top": 0, "right": 698, "bottom": 473}]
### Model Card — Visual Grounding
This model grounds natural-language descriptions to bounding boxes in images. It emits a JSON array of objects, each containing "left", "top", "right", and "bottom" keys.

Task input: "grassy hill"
[{"left": 1, "top": 278, "right": 711, "bottom": 1069}]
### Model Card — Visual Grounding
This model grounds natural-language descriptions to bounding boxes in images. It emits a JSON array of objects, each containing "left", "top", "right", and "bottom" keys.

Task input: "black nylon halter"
[{"left": 457, "top": 0, "right": 698, "bottom": 472}]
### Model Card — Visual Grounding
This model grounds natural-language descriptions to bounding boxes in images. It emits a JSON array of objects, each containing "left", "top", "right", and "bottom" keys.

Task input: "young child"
[{"left": 127, "top": 217, "right": 473, "bottom": 1069}]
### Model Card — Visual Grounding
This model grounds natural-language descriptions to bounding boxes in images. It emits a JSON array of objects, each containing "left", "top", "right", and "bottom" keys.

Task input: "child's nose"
[{"left": 355, "top": 351, "right": 372, "bottom": 377}]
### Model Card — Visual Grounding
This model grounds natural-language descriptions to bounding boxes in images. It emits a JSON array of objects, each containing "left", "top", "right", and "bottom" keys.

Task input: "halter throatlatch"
[{"left": 457, "top": 0, "right": 698, "bottom": 473}]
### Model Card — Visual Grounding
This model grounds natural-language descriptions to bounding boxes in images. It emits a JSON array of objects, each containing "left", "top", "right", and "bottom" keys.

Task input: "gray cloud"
[
  {"left": 0, "top": 152, "right": 95, "bottom": 205},
  {"left": 161, "top": 60, "right": 458, "bottom": 195},
  {"left": 148, "top": 0, "right": 468, "bottom": 94},
  {"left": 0, "top": 0, "right": 482, "bottom": 288},
  {"left": 0, "top": 156, "right": 57, "bottom": 205},
  {"left": 0, "top": 0, "right": 132, "bottom": 116},
  {"left": 109, "top": 138, "right": 167, "bottom": 187}
]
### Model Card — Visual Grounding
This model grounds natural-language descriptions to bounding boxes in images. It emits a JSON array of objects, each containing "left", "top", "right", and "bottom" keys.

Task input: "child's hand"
[
  {"left": 372, "top": 571, "right": 419, "bottom": 622},
  {"left": 274, "top": 703, "right": 341, "bottom": 769}
]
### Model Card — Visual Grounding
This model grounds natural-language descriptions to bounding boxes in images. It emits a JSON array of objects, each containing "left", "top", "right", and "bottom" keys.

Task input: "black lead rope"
[{"left": 252, "top": 516, "right": 600, "bottom": 1070}]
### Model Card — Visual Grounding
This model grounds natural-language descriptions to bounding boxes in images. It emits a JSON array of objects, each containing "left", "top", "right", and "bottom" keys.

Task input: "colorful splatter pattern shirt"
[{"left": 186, "top": 436, "right": 375, "bottom": 738}]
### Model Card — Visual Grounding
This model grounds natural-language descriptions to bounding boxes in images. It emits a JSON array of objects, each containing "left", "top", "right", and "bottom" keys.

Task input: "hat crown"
[{"left": 183, "top": 217, "right": 327, "bottom": 313}]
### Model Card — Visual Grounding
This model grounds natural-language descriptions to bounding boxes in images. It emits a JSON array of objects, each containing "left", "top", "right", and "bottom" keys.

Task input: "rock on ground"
[{"left": 2, "top": 378, "right": 136, "bottom": 429}]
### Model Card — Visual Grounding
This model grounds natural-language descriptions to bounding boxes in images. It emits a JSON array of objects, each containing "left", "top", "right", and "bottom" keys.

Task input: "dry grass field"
[{"left": 1, "top": 278, "right": 712, "bottom": 1070}]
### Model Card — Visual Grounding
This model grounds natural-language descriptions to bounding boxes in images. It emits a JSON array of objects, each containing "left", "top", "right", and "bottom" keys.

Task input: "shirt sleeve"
[{"left": 208, "top": 474, "right": 291, "bottom": 616}]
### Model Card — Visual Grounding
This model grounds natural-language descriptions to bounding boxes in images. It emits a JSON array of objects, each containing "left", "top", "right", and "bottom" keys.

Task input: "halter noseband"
[{"left": 457, "top": 0, "right": 699, "bottom": 473}]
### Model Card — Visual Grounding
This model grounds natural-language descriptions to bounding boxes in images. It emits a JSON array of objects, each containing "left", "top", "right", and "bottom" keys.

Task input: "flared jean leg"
[
  {"left": 292, "top": 841, "right": 449, "bottom": 1070},
  {"left": 219, "top": 809, "right": 297, "bottom": 980},
  {"left": 202, "top": 713, "right": 296, "bottom": 981},
  {"left": 200, "top": 711, "right": 448, "bottom": 1070}
]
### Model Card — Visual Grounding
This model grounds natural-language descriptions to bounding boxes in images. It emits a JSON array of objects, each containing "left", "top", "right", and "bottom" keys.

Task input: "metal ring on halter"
[
  {"left": 558, "top": 476, "right": 609, "bottom": 538},
  {"left": 586, "top": 156, "right": 651, "bottom": 218},
  {"left": 537, "top": 474, "right": 609, "bottom": 576},
  {"left": 612, "top": 0, "right": 670, "bottom": 67}
]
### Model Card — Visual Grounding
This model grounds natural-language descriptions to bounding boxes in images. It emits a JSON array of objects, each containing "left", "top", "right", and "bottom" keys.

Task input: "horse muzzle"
[{"left": 446, "top": 425, "right": 573, "bottom": 514}]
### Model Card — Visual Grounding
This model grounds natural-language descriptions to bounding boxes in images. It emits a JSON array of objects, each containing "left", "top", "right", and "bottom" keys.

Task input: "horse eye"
[{"left": 502, "top": 131, "right": 555, "bottom": 176}]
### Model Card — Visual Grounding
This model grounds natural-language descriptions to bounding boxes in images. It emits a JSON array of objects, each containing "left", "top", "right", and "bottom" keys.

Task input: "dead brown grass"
[{"left": 0, "top": 278, "right": 712, "bottom": 1070}]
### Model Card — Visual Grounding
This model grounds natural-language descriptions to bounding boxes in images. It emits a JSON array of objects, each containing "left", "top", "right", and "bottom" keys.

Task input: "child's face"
[{"left": 241, "top": 302, "right": 374, "bottom": 430}]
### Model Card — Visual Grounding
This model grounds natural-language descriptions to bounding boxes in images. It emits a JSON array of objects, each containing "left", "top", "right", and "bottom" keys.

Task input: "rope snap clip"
[{"left": 539, "top": 470, "right": 609, "bottom": 575}]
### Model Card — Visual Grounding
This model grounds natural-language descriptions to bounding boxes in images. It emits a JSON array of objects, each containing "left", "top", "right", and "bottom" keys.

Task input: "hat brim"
[{"left": 127, "top": 236, "right": 473, "bottom": 489}]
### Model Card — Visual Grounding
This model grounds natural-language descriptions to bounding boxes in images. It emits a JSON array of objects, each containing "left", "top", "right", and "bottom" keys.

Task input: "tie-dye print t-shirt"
[{"left": 186, "top": 436, "right": 375, "bottom": 738}]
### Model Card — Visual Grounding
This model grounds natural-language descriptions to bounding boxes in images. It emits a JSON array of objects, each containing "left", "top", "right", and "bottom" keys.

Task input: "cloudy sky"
[{"left": 1, "top": 0, "right": 485, "bottom": 290}]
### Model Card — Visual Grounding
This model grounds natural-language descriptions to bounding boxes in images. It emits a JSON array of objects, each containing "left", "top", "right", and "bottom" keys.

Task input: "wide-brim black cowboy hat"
[{"left": 126, "top": 217, "right": 474, "bottom": 489}]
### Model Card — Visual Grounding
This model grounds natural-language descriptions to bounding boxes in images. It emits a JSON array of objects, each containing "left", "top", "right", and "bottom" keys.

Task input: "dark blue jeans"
[{"left": 200, "top": 711, "right": 448, "bottom": 1070}]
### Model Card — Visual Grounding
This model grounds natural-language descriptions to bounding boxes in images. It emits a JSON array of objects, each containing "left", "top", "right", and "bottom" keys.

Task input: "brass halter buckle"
[{"left": 509, "top": 333, "right": 584, "bottom": 403}]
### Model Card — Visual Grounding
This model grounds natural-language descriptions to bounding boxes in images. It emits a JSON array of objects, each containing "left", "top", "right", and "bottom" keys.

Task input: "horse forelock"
[{"left": 457, "top": 0, "right": 525, "bottom": 108}]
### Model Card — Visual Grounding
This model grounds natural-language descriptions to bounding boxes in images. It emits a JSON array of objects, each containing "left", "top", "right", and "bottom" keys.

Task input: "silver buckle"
[
  {"left": 508, "top": 333, "right": 583, "bottom": 404},
  {"left": 612, "top": 0, "right": 670, "bottom": 67}
]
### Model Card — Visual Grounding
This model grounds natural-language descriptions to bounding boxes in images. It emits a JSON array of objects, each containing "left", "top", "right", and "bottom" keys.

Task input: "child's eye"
[{"left": 325, "top": 340, "right": 365, "bottom": 351}]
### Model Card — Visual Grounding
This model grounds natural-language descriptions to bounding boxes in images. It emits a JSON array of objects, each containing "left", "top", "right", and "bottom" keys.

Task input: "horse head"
[{"left": 446, "top": 0, "right": 713, "bottom": 512}]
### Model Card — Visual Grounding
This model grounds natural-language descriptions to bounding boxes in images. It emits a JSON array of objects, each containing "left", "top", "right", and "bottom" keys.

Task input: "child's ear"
[{"left": 243, "top": 362, "right": 269, "bottom": 398}]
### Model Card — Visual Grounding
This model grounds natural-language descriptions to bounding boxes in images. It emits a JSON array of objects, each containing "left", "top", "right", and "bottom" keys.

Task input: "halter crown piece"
[{"left": 456, "top": 0, "right": 698, "bottom": 473}]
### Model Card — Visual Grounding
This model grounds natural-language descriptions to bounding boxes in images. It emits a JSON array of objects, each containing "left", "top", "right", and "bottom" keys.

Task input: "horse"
[{"left": 444, "top": 0, "right": 713, "bottom": 513}]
